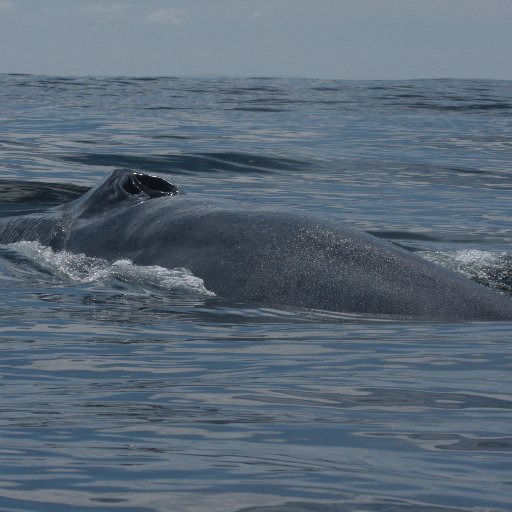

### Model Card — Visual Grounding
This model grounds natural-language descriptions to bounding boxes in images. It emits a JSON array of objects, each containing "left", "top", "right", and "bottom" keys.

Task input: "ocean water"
[{"left": 0, "top": 74, "right": 511, "bottom": 511}]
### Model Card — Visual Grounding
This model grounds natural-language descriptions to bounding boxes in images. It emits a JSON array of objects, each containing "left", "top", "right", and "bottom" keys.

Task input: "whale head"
[{"left": 62, "top": 169, "right": 182, "bottom": 219}]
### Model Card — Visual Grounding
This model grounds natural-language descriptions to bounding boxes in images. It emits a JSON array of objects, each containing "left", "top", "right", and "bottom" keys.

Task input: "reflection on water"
[{"left": 1, "top": 313, "right": 511, "bottom": 511}]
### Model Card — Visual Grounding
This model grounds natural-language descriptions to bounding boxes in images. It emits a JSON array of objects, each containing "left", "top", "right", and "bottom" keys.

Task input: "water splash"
[
  {"left": 4, "top": 240, "right": 215, "bottom": 296},
  {"left": 421, "top": 249, "right": 512, "bottom": 293}
]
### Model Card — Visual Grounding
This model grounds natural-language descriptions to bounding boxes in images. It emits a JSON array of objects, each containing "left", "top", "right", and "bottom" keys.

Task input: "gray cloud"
[
  {"left": 79, "top": 3, "right": 128, "bottom": 14},
  {"left": 146, "top": 8, "right": 185, "bottom": 25},
  {"left": 0, "top": 0, "right": 13, "bottom": 11}
]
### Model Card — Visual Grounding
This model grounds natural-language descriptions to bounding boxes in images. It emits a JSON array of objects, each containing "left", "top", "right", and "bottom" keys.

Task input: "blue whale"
[{"left": 1, "top": 169, "right": 511, "bottom": 321}]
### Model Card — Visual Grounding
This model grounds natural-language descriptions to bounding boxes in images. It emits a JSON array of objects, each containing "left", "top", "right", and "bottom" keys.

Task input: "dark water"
[{"left": 1, "top": 74, "right": 512, "bottom": 511}]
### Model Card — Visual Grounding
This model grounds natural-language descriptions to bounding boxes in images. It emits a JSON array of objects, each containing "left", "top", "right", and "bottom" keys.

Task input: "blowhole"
[
  {"left": 122, "top": 176, "right": 141, "bottom": 195},
  {"left": 121, "top": 173, "right": 181, "bottom": 198},
  {"left": 137, "top": 174, "right": 177, "bottom": 194}
]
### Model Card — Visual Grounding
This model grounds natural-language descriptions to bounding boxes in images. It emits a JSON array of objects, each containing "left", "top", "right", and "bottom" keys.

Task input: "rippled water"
[{"left": 0, "top": 75, "right": 512, "bottom": 511}]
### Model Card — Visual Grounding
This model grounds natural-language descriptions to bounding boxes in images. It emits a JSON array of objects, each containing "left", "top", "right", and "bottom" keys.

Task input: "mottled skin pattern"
[{"left": 1, "top": 170, "right": 512, "bottom": 321}]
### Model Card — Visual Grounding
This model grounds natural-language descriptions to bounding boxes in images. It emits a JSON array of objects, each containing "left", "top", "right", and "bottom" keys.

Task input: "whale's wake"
[
  {"left": 421, "top": 249, "right": 512, "bottom": 293},
  {"left": 3, "top": 241, "right": 216, "bottom": 296}
]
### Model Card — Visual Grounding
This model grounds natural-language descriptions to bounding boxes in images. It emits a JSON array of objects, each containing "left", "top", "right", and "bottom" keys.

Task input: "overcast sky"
[{"left": 0, "top": 0, "right": 511, "bottom": 79}]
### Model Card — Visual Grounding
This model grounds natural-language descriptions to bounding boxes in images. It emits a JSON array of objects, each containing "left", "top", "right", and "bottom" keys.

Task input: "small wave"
[
  {"left": 60, "top": 151, "right": 307, "bottom": 175},
  {"left": 4, "top": 241, "right": 215, "bottom": 296},
  {"left": 421, "top": 249, "right": 512, "bottom": 293},
  {"left": 231, "top": 107, "right": 288, "bottom": 112},
  {"left": 0, "top": 179, "right": 89, "bottom": 209}
]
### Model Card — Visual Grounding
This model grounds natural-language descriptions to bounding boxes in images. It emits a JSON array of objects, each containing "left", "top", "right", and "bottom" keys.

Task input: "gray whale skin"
[{"left": 1, "top": 169, "right": 512, "bottom": 321}]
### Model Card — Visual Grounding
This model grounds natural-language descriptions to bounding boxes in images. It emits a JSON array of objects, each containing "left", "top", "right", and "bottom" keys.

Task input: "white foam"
[
  {"left": 5, "top": 241, "right": 215, "bottom": 296},
  {"left": 420, "top": 249, "right": 510, "bottom": 291},
  {"left": 445, "top": 249, "right": 504, "bottom": 266},
  {"left": 421, "top": 248, "right": 504, "bottom": 270}
]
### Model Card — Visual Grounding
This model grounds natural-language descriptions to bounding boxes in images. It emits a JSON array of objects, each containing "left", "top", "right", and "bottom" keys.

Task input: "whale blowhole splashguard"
[{"left": 121, "top": 173, "right": 181, "bottom": 198}]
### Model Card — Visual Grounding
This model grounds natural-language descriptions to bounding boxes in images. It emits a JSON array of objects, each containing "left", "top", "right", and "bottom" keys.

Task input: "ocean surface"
[{"left": 0, "top": 74, "right": 511, "bottom": 512}]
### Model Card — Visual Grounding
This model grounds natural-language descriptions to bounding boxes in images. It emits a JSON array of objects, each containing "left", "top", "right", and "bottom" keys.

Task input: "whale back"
[
  {"left": 2, "top": 169, "right": 512, "bottom": 321},
  {"left": 63, "top": 182, "right": 512, "bottom": 321}
]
